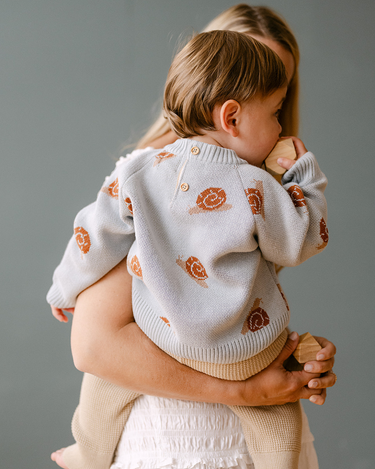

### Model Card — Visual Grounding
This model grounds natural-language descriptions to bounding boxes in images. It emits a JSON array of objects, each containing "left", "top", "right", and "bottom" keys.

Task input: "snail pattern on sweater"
[
  {"left": 74, "top": 227, "right": 91, "bottom": 256},
  {"left": 154, "top": 151, "right": 176, "bottom": 166},
  {"left": 176, "top": 255, "right": 209, "bottom": 288},
  {"left": 47, "top": 139, "right": 328, "bottom": 364},
  {"left": 188, "top": 187, "right": 232, "bottom": 214},
  {"left": 101, "top": 178, "right": 119, "bottom": 199},
  {"left": 317, "top": 217, "right": 329, "bottom": 250},
  {"left": 245, "top": 180, "right": 265, "bottom": 219},
  {"left": 241, "top": 298, "right": 270, "bottom": 335}
]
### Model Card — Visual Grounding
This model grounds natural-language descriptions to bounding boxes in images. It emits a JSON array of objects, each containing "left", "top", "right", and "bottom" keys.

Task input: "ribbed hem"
[
  {"left": 251, "top": 451, "right": 300, "bottom": 469},
  {"left": 133, "top": 288, "right": 289, "bottom": 364},
  {"left": 171, "top": 329, "right": 287, "bottom": 380},
  {"left": 164, "top": 139, "right": 247, "bottom": 166},
  {"left": 63, "top": 443, "right": 114, "bottom": 469}
]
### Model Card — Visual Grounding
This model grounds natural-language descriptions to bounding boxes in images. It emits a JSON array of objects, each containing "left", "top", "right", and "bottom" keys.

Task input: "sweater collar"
[{"left": 164, "top": 139, "right": 247, "bottom": 165}]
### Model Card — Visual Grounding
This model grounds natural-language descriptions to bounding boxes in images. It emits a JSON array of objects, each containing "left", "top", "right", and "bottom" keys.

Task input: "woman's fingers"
[
  {"left": 304, "top": 357, "right": 335, "bottom": 374},
  {"left": 313, "top": 336, "right": 337, "bottom": 360},
  {"left": 303, "top": 336, "right": 336, "bottom": 374},
  {"left": 308, "top": 370, "right": 337, "bottom": 390},
  {"left": 309, "top": 389, "right": 326, "bottom": 406},
  {"left": 275, "top": 331, "right": 299, "bottom": 363}
]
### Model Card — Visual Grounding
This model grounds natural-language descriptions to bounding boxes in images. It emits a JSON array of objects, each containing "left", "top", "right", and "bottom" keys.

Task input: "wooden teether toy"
[
  {"left": 264, "top": 138, "right": 297, "bottom": 183},
  {"left": 284, "top": 332, "right": 322, "bottom": 372}
]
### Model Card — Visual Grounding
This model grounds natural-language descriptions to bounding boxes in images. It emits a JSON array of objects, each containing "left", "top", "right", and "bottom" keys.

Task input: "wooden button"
[
  {"left": 180, "top": 182, "right": 189, "bottom": 192},
  {"left": 191, "top": 146, "right": 200, "bottom": 155}
]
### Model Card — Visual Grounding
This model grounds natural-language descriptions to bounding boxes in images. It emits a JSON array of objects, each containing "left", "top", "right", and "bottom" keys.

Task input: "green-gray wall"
[{"left": 1, "top": 1, "right": 374, "bottom": 467}]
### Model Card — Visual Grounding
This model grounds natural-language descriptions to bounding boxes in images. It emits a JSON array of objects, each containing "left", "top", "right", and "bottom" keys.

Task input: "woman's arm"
[{"left": 71, "top": 257, "right": 336, "bottom": 407}]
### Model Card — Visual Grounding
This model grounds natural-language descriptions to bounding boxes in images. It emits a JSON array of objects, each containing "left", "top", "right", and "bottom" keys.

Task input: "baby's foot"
[{"left": 51, "top": 448, "right": 69, "bottom": 469}]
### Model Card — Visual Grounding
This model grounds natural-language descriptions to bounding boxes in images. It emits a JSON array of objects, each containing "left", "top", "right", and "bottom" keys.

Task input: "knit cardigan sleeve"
[
  {"left": 46, "top": 163, "right": 135, "bottom": 309},
  {"left": 240, "top": 151, "right": 328, "bottom": 267}
]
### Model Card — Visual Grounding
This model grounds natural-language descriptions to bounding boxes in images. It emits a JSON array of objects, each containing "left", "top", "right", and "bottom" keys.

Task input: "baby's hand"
[
  {"left": 51, "top": 305, "right": 75, "bottom": 323},
  {"left": 277, "top": 136, "right": 308, "bottom": 171}
]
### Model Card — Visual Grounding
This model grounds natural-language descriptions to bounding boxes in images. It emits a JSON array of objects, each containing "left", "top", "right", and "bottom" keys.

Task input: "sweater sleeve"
[
  {"left": 46, "top": 164, "right": 135, "bottom": 309},
  {"left": 242, "top": 152, "right": 328, "bottom": 267}
]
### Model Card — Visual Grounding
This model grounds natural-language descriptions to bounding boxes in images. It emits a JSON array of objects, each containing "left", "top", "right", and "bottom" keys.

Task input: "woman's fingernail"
[
  {"left": 304, "top": 364, "right": 313, "bottom": 372},
  {"left": 309, "top": 381, "right": 318, "bottom": 388},
  {"left": 289, "top": 331, "right": 298, "bottom": 340},
  {"left": 317, "top": 354, "right": 325, "bottom": 360},
  {"left": 309, "top": 395, "right": 318, "bottom": 403}
]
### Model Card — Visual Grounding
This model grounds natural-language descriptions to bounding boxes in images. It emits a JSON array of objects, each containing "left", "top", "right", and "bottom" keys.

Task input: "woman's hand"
[
  {"left": 276, "top": 136, "right": 308, "bottom": 171},
  {"left": 238, "top": 332, "right": 336, "bottom": 407},
  {"left": 71, "top": 258, "right": 337, "bottom": 407},
  {"left": 304, "top": 335, "right": 337, "bottom": 404}
]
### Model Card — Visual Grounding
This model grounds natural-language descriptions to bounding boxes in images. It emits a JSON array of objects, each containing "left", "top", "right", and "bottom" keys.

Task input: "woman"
[{"left": 52, "top": 4, "right": 336, "bottom": 469}]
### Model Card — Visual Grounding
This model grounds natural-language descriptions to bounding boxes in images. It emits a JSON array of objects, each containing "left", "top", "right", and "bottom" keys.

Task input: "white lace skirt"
[{"left": 111, "top": 395, "right": 319, "bottom": 469}]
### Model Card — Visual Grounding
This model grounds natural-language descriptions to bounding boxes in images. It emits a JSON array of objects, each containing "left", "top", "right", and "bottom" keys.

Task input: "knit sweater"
[{"left": 47, "top": 139, "right": 328, "bottom": 364}]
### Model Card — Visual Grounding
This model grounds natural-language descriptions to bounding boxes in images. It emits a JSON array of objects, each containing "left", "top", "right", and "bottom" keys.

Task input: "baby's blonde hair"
[
  {"left": 136, "top": 4, "right": 299, "bottom": 149},
  {"left": 203, "top": 4, "right": 300, "bottom": 137},
  {"left": 163, "top": 30, "right": 287, "bottom": 139}
]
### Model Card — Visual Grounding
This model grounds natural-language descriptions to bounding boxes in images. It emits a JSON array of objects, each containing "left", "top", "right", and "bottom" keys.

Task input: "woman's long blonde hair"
[{"left": 136, "top": 4, "right": 300, "bottom": 149}]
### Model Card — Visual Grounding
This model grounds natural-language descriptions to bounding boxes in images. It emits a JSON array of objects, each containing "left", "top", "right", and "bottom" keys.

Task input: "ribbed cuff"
[
  {"left": 251, "top": 451, "right": 300, "bottom": 469},
  {"left": 282, "top": 152, "right": 319, "bottom": 185},
  {"left": 63, "top": 443, "right": 114, "bottom": 469},
  {"left": 46, "top": 284, "right": 74, "bottom": 309}
]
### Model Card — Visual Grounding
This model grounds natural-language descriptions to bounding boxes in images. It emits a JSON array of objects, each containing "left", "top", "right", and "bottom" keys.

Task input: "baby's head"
[{"left": 163, "top": 30, "right": 288, "bottom": 165}]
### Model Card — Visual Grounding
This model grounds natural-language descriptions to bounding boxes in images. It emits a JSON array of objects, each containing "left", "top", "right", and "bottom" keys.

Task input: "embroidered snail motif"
[
  {"left": 245, "top": 188, "right": 263, "bottom": 214},
  {"left": 74, "top": 227, "right": 91, "bottom": 256},
  {"left": 153, "top": 151, "right": 176, "bottom": 166},
  {"left": 129, "top": 255, "right": 143, "bottom": 279},
  {"left": 186, "top": 256, "right": 208, "bottom": 280},
  {"left": 101, "top": 178, "right": 119, "bottom": 199},
  {"left": 197, "top": 187, "right": 226, "bottom": 210},
  {"left": 287, "top": 185, "right": 306, "bottom": 208},
  {"left": 176, "top": 255, "right": 208, "bottom": 288},
  {"left": 241, "top": 298, "right": 270, "bottom": 334},
  {"left": 245, "top": 180, "right": 265, "bottom": 219},
  {"left": 317, "top": 218, "right": 329, "bottom": 250},
  {"left": 188, "top": 187, "right": 232, "bottom": 214},
  {"left": 125, "top": 197, "right": 133, "bottom": 215},
  {"left": 160, "top": 317, "right": 171, "bottom": 327}
]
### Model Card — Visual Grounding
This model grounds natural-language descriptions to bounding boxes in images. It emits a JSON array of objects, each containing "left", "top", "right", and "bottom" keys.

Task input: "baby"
[{"left": 48, "top": 30, "right": 328, "bottom": 469}]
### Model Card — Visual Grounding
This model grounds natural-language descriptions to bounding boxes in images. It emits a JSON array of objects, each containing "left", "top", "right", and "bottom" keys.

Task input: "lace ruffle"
[
  {"left": 110, "top": 396, "right": 317, "bottom": 469},
  {"left": 111, "top": 453, "right": 253, "bottom": 469}
]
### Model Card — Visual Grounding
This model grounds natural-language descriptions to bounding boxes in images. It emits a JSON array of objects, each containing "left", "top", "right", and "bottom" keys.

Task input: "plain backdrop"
[{"left": 1, "top": 1, "right": 374, "bottom": 468}]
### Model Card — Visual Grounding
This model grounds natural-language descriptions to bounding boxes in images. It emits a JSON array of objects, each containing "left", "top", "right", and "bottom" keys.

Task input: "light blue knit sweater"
[{"left": 47, "top": 139, "right": 328, "bottom": 364}]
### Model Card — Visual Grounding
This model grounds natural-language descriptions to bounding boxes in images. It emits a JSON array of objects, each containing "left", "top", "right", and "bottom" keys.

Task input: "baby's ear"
[{"left": 220, "top": 100, "right": 241, "bottom": 137}]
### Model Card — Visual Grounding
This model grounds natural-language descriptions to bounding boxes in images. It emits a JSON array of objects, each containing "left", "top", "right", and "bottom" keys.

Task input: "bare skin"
[
  {"left": 51, "top": 259, "right": 336, "bottom": 466},
  {"left": 51, "top": 257, "right": 336, "bottom": 406},
  {"left": 51, "top": 449, "right": 68, "bottom": 468}
]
